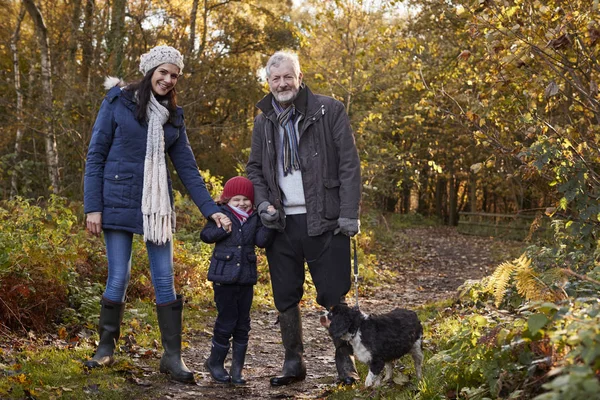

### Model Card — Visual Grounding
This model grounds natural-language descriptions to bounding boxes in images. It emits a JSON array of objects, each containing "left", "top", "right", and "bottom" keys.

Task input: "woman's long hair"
[{"left": 125, "top": 66, "right": 179, "bottom": 123}]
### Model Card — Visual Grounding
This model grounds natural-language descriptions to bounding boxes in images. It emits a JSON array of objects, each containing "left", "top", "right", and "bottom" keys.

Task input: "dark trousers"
[
  {"left": 266, "top": 214, "right": 351, "bottom": 312},
  {"left": 212, "top": 283, "right": 253, "bottom": 346}
]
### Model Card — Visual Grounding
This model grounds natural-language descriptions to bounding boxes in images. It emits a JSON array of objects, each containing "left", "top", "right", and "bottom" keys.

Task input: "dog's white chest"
[{"left": 349, "top": 330, "right": 372, "bottom": 363}]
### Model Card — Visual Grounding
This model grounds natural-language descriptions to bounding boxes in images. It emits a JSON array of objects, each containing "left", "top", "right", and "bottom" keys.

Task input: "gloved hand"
[
  {"left": 258, "top": 201, "right": 282, "bottom": 230},
  {"left": 334, "top": 217, "right": 360, "bottom": 237}
]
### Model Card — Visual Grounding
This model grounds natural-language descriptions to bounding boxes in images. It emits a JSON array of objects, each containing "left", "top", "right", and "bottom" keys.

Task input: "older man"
[{"left": 246, "top": 50, "right": 361, "bottom": 386}]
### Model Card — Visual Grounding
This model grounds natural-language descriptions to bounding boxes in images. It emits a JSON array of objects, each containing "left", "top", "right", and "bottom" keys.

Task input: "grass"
[
  {"left": 0, "top": 300, "right": 185, "bottom": 400},
  {"left": 0, "top": 344, "right": 161, "bottom": 400}
]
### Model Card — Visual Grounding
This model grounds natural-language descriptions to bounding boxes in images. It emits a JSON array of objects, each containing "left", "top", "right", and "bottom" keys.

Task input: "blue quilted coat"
[
  {"left": 84, "top": 86, "right": 220, "bottom": 234},
  {"left": 200, "top": 206, "right": 274, "bottom": 285}
]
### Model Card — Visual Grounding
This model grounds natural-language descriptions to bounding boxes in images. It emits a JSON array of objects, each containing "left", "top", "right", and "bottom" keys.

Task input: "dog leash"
[{"left": 353, "top": 236, "right": 359, "bottom": 308}]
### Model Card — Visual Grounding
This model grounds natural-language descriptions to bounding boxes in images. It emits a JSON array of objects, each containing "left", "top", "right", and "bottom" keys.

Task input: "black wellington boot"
[
  {"left": 204, "top": 340, "right": 231, "bottom": 383},
  {"left": 332, "top": 336, "right": 359, "bottom": 385},
  {"left": 270, "top": 305, "right": 307, "bottom": 386},
  {"left": 83, "top": 297, "right": 125, "bottom": 368},
  {"left": 156, "top": 295, "right": 195, "bottom": 383},
  {"left": 230, "top": 341, "right": 248, "bottom": 385}
]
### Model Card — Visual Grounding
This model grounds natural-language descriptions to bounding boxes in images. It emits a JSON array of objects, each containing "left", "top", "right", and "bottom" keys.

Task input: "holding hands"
[
  {"left": 212, "top": 212, "right": 232, "bottom": 232},
  {"left": 258, "top": 202, "right": 281, "bottom": 230}
]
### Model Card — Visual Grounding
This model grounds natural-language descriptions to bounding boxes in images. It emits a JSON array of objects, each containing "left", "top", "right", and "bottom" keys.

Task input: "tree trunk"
[
  {"left": 401, "top": 181, "right": 411, "bottom": 213},
  {"left": 23, "top": 0, "right": 60, "bottom": 194},
  {"left": 384, "top": 195, "right": 398, "bottom": 213},
  {"left": 199, "top": 0, "right": 209, "bottom": 57},
  {"left": 417, "top": 166, "right": 430, "bottom": 215},
  {"left": 108, "top": 0, "right": 126, "bottom": 75},
  {"left": 188, "top": 0, "right": 200, "bottom": 58},
  {"left": 468, "top": 171, "right": 477, "bottom": 212},
  {"left": 68, "top": 0, "right": 83, "bottom": 64},
  {"left": 435, "top": 176, "right": 447, "bottom": 223},
  {"left": 10, "top": 5, "right": 26, "bottom": 198},
  {"left": 449, "top": 172, "right": 458, "bottom": 226},
  {"left": 81, "top": 0, "right": 95, "bottom": 91},
  {"left": 457, "top": 179, "right": 467, "bottom": 212}
]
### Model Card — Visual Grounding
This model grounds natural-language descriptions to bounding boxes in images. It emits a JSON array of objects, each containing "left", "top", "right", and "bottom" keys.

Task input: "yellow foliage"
[{"left": 487, "top": 254, "right": 555, "bottom": 306}]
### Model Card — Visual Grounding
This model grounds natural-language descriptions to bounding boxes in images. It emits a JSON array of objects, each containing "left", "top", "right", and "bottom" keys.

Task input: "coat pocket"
[
  {"left": 323, "top": 178, "right": 341, "bottom": 220},
  {"left": 246, "top": 254, "right": 258, "bottom": 284},
  {"left": 208, "top": 252, "right": 240, "bottom": 284},
  {"left": 103, "top": 173, "right": 133, "bottom": 208}
]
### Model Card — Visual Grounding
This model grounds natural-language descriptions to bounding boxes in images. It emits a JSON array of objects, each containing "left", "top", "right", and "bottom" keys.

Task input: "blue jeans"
[{"left": 103, "top": 229, "right": 176, "bottom": 305}]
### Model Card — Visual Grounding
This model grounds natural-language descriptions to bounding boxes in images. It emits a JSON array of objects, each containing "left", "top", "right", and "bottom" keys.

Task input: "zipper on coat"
[
  {"left": 264, "top": 124, "right": 283, "bottom": 207},
  {"left": 301, "top": 104, "right": 325, "bottom": 136}
]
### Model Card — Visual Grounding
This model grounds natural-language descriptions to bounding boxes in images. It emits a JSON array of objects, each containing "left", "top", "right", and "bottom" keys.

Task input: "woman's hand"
[
  {"left": 211, "top": 212, "right": 232, "bottom": 232},
  {"left": 86, "top": 212, "right": 103, "bottom": 236}
]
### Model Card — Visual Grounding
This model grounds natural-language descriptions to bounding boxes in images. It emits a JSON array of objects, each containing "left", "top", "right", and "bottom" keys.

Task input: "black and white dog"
[{"left": 321, "top": 304, "right": 424, "bottom": 387}]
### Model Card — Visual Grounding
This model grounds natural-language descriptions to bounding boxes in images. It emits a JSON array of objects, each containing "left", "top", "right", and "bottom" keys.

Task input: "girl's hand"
[{"left": 212, "top": 212, "right": 232, "bottom": 232}]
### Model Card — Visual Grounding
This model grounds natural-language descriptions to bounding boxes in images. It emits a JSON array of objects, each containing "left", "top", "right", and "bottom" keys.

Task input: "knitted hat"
[
  {"left": 221, "top": 176, "right": 254, "bottom": 205},
  {"left": 139, "top": 45, "right": 185, "bottom": 76}
]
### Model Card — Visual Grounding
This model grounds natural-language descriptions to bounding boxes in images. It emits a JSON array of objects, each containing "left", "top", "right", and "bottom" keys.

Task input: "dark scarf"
[{"left": 271, "top": 98, "right": 301, "bottom": 176}]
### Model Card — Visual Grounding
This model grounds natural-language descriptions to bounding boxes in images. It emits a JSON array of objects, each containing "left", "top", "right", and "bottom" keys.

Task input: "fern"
[
  {"left": 487, "top": 254, "right": 554, "bottom": 306},
  {"left": 488, "top": 259, "right": 516, "bottom": 306},
  {"left": 514, "top": 258, "right": 553, "bottom": 302}
]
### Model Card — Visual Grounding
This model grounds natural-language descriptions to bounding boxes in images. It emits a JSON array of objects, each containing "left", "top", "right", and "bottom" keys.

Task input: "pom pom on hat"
[
  {"left": 221, "top": 176, "right": 254, "bottom": 205},
  {"left": 103, "top": 76, "right": 124, "bottom": 90},
  {"left": 139, "top": 45, "right": 185, "bottom": 76}
]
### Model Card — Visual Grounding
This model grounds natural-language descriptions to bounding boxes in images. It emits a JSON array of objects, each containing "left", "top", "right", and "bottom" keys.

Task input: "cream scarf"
[{"left": 141, "top": 93, "right": 173, "bottom": 245}]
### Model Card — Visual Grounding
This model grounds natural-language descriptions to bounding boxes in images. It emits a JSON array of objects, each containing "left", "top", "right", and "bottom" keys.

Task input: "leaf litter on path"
[{"left": 151, "top": 226, "right": 523, "bottom": 399}]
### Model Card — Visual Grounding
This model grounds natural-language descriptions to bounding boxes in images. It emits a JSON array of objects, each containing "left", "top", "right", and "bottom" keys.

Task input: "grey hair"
[{"left": 265, "top": 51, "right": 301, "bottom": 79}]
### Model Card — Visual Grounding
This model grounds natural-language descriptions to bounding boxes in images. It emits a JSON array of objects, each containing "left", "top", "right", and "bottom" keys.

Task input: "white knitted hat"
[{"left": 139, "top": 45, "right": 184, "bottom": 76}]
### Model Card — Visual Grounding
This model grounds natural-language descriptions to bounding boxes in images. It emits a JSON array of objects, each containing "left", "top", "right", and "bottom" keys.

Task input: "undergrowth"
[{"left": 2, "top": 197, "right": 599, "bottom": 400}]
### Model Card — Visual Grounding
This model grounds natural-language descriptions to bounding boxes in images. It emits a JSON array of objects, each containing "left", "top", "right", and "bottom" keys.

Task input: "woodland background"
[{"left": 1, "top": 0, "right": 600, "bottom": 399}]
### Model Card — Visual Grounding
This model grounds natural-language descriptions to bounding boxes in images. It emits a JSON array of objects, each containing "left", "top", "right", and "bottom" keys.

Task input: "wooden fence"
[{"left": 457, "top": 211, "right": 548, "bottom": 241}]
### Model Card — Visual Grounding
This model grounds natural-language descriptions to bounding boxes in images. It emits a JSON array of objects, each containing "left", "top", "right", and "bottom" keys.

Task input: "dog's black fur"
[{"left": 321, "top": 304, "right": 424, "bottom": 387}]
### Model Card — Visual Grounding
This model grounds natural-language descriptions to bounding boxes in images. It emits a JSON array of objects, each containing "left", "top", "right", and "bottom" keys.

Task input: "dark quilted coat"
[{"left": 200, "top": 206, "right": 274, "bottom": 285}]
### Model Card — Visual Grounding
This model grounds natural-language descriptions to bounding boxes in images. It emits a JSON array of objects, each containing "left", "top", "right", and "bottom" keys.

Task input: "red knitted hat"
[{"left": 221, "top": 176, "right": 254, "bottom": 205}]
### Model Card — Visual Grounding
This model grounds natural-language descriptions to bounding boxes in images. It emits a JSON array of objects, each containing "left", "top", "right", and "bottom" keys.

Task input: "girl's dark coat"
[
  {"left": 201, "top": 206, "right": 274, "bottom": 285},
  {"left": 84, "top": 86, "right": 219, "bottom": 234}
]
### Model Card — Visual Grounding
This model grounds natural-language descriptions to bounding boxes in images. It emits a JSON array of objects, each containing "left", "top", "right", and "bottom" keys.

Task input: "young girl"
[{"left": 200, "top": 176, "right": 274, "bottom": 384}]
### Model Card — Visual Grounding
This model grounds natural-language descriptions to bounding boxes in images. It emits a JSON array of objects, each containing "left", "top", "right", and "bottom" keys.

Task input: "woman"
[{"left": 83, "top": 45, "right": 231, "bottom": 383}]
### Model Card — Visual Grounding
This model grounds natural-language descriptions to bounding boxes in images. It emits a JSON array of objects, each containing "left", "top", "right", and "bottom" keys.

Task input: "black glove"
[{"left": 334, "top": 217, "right": 360, "bottom": 237}]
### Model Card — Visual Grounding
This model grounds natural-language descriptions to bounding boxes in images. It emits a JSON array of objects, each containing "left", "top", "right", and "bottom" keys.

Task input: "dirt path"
[{"left": 151, "top": 227, "right": 523, "bottom": 399}]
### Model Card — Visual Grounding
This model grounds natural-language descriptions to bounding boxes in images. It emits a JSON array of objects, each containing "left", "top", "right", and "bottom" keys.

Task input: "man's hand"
[
  {"left": 86, "top": 212, "right": 103, "bottom": 236},
  {"left": 212, "top": 212, "right": 232, "bottom": 232},
  {"left": 335, "top": 217, "right": 360, "bottom": 237},
  {"left": 258, "top": 201, "right": 281, "bottom": 229}
]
